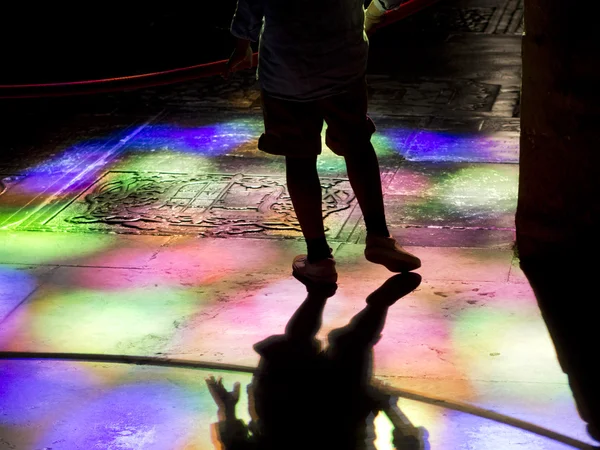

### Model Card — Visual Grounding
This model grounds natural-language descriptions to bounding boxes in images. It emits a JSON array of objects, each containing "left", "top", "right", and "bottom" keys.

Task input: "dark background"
[
  {"left": 1, "top": 3, "right": 241, "bottom": 84},
  {"left": 1, "top": 1, "right": 401, "bottom": 84}
]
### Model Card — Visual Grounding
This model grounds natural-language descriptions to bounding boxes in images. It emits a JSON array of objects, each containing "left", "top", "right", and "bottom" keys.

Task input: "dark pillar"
[{"left": 517, "top": 0, "right": 600, "bottom": 443}]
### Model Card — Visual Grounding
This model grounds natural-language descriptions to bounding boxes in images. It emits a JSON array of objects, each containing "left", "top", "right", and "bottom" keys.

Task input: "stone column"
[{"left": 517, "top": 0, "right": 600, "bottom": 442}]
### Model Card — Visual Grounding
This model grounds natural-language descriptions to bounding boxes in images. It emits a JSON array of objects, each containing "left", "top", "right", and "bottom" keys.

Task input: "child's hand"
[
  {"left": 365, "top": 1, "right": 387, "bottom": 35},
  {"left": 223, "top": 39, "right": 254, "bottom": 79},
  {"left": 206, "top": 376, "right": 241, "bottom": 420}
]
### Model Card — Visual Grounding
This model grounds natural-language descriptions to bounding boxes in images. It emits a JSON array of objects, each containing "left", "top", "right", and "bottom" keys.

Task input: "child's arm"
[
  {"left": 231, "top": 0, "right": 264, "bottom": 44},
  {"left": 225, "top": 0, "right": 264, "bottom": 76}
]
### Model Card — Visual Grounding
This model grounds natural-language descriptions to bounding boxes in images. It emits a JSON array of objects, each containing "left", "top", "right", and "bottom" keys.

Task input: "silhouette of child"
[{"left": 226, "top": 0, "right": 420, "bottom": 287}]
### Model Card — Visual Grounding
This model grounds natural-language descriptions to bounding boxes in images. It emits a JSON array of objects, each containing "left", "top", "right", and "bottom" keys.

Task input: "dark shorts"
[{"left": 258, "top": 79, "right": 376, "bottom": 158}]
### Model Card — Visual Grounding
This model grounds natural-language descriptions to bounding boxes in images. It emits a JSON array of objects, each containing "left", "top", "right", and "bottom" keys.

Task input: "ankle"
[
  {"left": 306, "top": 237, "right": 333, "bottom": 263},
  {"left": 366, "top": 231, "right": 391, "bottom": 240},
  {"left": 308, "top": 254, "right": 333, "bottom": 263},
  {"left": 365, "top": 223, "right": 390, "bottom": 239}
]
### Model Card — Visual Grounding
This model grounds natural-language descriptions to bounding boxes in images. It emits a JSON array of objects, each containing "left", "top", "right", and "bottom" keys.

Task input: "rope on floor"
[{"left": 0, "top": 350, "right": 595, "bottom": 449}]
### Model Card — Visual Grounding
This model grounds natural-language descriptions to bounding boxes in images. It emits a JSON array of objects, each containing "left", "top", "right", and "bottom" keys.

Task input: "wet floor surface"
[{"left": 1, "top": 0, "right": 598, "bottom": 449}]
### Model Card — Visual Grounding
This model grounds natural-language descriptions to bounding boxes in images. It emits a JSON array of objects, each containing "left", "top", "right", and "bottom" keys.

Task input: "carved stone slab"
[
  {"left": 367, "top": 79, "right": 501, "bottom": 116},
  {"left": 390, "top": 1, "right": 522, "bottom": 35},
  {"left": 45, "top": 172, "right": 359, "bottom": 239}
]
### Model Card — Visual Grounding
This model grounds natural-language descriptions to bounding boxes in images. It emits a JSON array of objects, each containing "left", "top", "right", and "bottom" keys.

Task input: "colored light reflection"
[
  {"left": 0, "top": 360, "right": 254, "bottom": 449},
  {"left": 169, "top": 278, "right": 310, "bottom": 361},
  {"left": 452, "top": 307, "right": 564, "bottom": 384},
  {"left": 2, "top": 105, "right": 591, "bottom": 448},
  {"left": 377, "top": 128, "right": 519, "bottom": 163},
  {"left": 131, "top": 120, "right": 263, "bottom": 156},
  {"left": 433, "top": 166, "right": 518, "bottom": 205},
  {"left": 409, "top": 166, "right": 516, "bottom": 227},
  {"left": 11, "top": 119, "right": 263, "bottom": 198},
  {"left": 316, "top": 130, "right": 403, "bottom": 174},
  {"left": 384, "top": 164, "right": 518, "bottom": 229},
  {"left": 3, "top": 359, "right": 587, "bottom": 449},
  {"left": 0, "top": 266, "right": 36, "bottom": 320},
  {"left": 41, "top": 383, "right": 197, "bottom": 449},
  {"left": 16, "top": 130, "right": 136, "bottom": 196},
  {"left": 0, "top": 360, "right": 94, "bottom": 424},
  {"left": 0, "top": 232, "right": 113, "bottom": 264},
  {"left": 2, "top": 287, "right": 204, "bottom": 354},
  {"left": 142, "top": 237, "right": 283, "bottom": 285}
]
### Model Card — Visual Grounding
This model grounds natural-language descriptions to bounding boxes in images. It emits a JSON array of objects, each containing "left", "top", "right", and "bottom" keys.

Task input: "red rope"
[
  {"left": 0, "top": 0, "right": 442, "bottom": 99},
  {"left": 373, "top": 0, "right": 443, "bottom": 32}
]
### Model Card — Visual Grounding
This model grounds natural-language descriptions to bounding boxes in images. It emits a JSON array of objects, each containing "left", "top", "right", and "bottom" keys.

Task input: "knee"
[
  {"left": 342, "top": 143, "right": 378, "bottom": 164},
  {"left": 286, "top": 155, "right": 318, "bottom": 172}
]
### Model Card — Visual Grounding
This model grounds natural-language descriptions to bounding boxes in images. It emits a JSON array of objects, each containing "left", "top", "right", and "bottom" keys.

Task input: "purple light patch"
[
  {"left": 377, "top": 128, "right": 519, "bottom": 163},
  {"left": 0, "top": 361, "right": 92, "bottom": 424},
  {"left": 0, "top": 267, "right": 36, "bottom": 321},
  {"left": 17, "top": 140, "right": 129, "bottom": 195},
  {"left": 28, "top": 141, "right": 117, "bottom": 175},
  {"left": 405, "top": 131, "right": 519, "bottom": 163},
  {"left": 131, "top": 121, "right": 261, "bottom": 156},
  {"left": 13, "top": 120, "right": 261, "bottom": 195},
  {"left": 39, "top": 382, "right": 202, "bottom": 449}
]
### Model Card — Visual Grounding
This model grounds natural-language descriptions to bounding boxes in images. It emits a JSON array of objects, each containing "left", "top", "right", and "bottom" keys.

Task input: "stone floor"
[{"left": 0, "top": 1, "right": 598, "bottom": 449}]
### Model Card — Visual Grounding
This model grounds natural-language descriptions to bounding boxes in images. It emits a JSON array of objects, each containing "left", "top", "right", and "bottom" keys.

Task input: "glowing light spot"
[
  {"left": 432, "top": 166, "right": 518, "bottom": 206},
  {"left": 0, "top": 232, "right": 113, "bottom": 264},
  {"left": 3, "top": 287, "right": 203, "bottom": 354},
  {"left": 452, "top": 308, "right": 563, "bottom": 383}
]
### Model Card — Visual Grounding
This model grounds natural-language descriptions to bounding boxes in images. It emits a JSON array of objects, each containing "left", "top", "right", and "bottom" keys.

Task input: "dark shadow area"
[
  {"left": 517, "top": 1, "right": 600, "bottom": 448},
  {"left": 519, "top": 255, "right": 600, "bottom": 447},
  {"left": 1, "top": 0, "right": 456, "bottom": 85},
  {"left": 206, "top": 273, "right": 429, "bottom": 450},
  {"left": 1, "top": 4, "right": 240, "bottom": 84}
]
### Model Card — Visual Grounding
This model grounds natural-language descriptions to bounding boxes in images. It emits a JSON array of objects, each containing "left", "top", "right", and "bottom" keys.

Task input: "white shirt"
[{"left": 231, "top": 0, "right": 403, "bottom": 101}]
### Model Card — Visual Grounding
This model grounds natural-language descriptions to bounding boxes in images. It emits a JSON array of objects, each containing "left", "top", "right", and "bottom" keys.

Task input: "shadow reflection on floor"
[{"left": 206, "top": 273, "right": 429, "bottom": 450}]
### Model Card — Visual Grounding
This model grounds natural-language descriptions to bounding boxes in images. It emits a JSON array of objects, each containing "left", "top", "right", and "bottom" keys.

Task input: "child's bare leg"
[
  {"left": 285, "top": 155, "right": 332, "bottom": 262},
  {"left": 343, "top": 143, "right": 390, "bottom": 238},
  {"left": 343, "top": 142, "right": 421, "bottom": 272}
]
